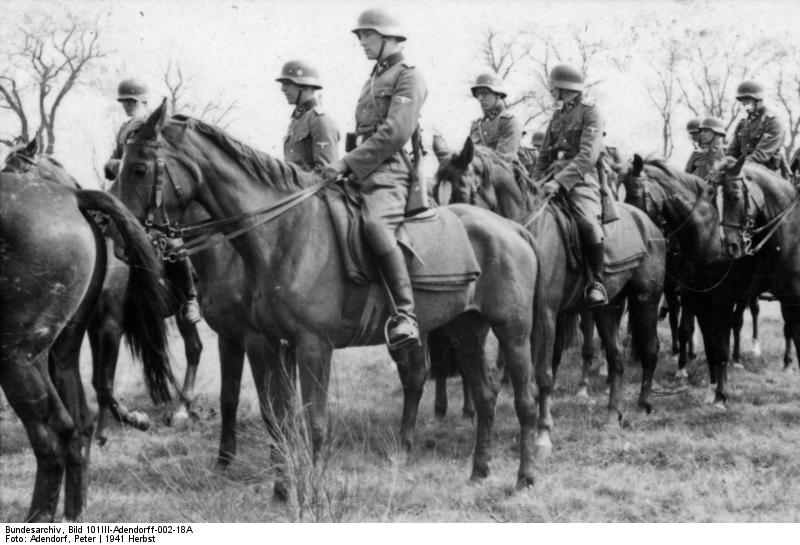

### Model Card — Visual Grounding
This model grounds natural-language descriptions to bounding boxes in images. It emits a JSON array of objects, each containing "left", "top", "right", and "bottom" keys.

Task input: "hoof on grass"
[{"left": 516, "top": 474, "right": 535, "bottom": 490}]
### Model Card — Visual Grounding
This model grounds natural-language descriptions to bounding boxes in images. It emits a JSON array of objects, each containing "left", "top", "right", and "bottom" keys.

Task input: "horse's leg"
[
  {"left": 534, "top": 308, "right": 557, "bottom": 460},
  {"left": 780, "top": 303, "right": 800, "bottom": 373},
  {"left": 665, "top": 283, "right": 681, "bottom": 356},
  {"left": 428, "top": 329, "right": 450, "bottom": 419},
  {"left": 627, "top": 293, "right": 660, "bottom": 415},
  {"left": 750, "top": 297, "right": 761, "bottom": 358},
  {"left": 447, "top": 314, "right": 494, "bottom": 481},
  {"left": 1, "top": 352, "right": 72, "bottom": 522},
  {"left": 391, "top": 338, "right": 428, "bottom": 454},
  {"left": 677, "top": 303, "right": 697, "bottom": 379},
  {"left": 572, "top": 313, "right": 592, "bottom": 399},
  {"left": 216, "top": 335, "right": 246, "bottom": 466},
  {"left": 460, "top": 364, "right": 475, "bottom": 419},
  {"left": 731, "top": 301, "right": 745, "bottom": 366},
  {"left": 784, "top": 322, "right": 794, "bottom": 370},
  {"left": 694, "top": 306, "right": 719, "bottom": 402},
  {"left": 296, "top": 335, "right": 333, "bottom": 462},
  {"left": 50, "top": 322, "right": 94, "bottom": 521},
  {"left": 594, "top": 303, "right": 625, "bottom": 428},
  {"left": 170, "top": 314, "right": 204, "bottom": 427}
]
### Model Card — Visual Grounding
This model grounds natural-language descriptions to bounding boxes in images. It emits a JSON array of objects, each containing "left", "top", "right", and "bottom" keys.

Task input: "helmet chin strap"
[{"left": 378, "top": 38, "right": 387, "bottom": 61}]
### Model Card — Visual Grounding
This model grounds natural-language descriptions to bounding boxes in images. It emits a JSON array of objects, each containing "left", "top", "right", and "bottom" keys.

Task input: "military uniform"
[
  {"left": 105, "top": 116, "right": 146, "bottom": 180},
  {"left": 686, "top": 142, "right": 725, "bottom": 181},
  {"left": 532, "top": 97, "right": 605, "bottom": 237},
  {"left": 283, "top": 98, "right": 339, "bottom": 171},
  {"left": 343, "top": 51, "right": 427, "bottom": 256},
  {"left": 469, "top": 104, "right": 522, "bottom": 159},
  {"left": 727, "top": 106, "right": 786, "bottom": 173}
]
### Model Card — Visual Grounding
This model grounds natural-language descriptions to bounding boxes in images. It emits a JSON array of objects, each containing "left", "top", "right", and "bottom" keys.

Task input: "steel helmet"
[
  {"left": 549, "top": 64, "right": 585, "bottom": 92},
  {"left": 275, "top": 60, "right": 322, "bottom": 89},
  {"left": 736, "top": 80, "right": 765, "bottom": 101},
  {"left": 699, "top": 116, "right": 726, "bottom": 137},
  {"left": 686, "top": 118, "right": 701, "bottom": 134},
  {"left": 470, "top": 73, "right": 508, "bottom": 98},
  {"left": 531, "top": 131, "right": 545, "bottom": 146},
  {"left": 351, "top": 8, "right": 406, "bottom": 42},
  {"left": 117, "top": 78, "right": 148, "bottom": 102}
]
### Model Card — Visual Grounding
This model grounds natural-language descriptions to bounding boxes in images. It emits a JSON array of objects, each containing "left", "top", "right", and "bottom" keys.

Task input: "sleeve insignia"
[
  {"left": 394, "top": 95, "right": 412, "bottom": 103},
  {"left": 316, "top": 141, "right": 331, "bottom": 149}
]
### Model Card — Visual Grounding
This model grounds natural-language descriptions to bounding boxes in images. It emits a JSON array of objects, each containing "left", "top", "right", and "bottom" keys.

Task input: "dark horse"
[
  {"left": 717, "top": 156, "right": 800, "bottom": 373},
  {"left": 435, "top": 138, "right": 666, "bottom": 435},
  {"left": 0, "top": 171, "right": 171, "bottom": 521},
  {"left": 116, "top": 101, "right": 551, "bottom": 492},
  {"left": 3, "top": 139, "right": 279, "bottom": 465},
  {"left": 2, "top": 139, "right": 201, "bottom": 439},
  {"left": 621, "top": 155, "right": 763, "bottom": 405}
]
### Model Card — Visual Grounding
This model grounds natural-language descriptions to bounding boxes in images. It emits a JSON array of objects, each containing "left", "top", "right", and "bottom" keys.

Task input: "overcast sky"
[{"left": 3, "top": 0, "right": 800, "bottom": 187}]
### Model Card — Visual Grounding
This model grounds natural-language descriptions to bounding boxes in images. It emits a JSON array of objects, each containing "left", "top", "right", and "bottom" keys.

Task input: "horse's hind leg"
[
  {"left": 594, "top": 301, "right": 626, "bottom": 428},
  {"left": 216, "top": 335, "right": 246, "bottom": 466},
  {"left": 749, "top": 297, "right": 761, "bottom": 358},
  {"left": 1, "top": 352, "right": 72, "bottom": 522},
  {"left": 783, "top": 322, "right": 794, "bottom": 370},
  {"left": 627, "top": 293, "right": 660, "bottom": 415},
  {"left": 731, "top": 300, "right": 745, "bottom": 366},
  {"left": 780, "top": 303, "right": 800, "bottom": 373},
  {"left": 677, "top": 305, "right": 696, "bottom": 378},
  {"left": 392, "top": 337, "right": 429, "bottom": 454},
  {"left": 428, "top": 329, "right": 451, "bottom": 419},
  {"left": 576, "top": 312, "right": 595, "bottom": 398},
  {"left": 170, "top": 315, "right": 203, "bottom": 427}
]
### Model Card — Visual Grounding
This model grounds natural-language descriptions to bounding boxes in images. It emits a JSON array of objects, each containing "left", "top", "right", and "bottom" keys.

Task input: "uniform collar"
[
  {"left": 292, "top": 98, "right": 318, "bottom": 119},
  {"left": 747, "top": 104, "right": 766, "bottom": 121},
  {"left": 373, "top": 52, "right": 404, "bottom": 75},
  {"left": 482, "top": 102, "right": 506, "bottom": 121},
  {"left": 560, "top": 95, "right": 580, "bottom": 113}
]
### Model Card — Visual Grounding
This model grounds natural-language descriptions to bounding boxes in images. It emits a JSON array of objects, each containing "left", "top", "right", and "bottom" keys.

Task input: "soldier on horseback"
[
  {"left": 686, "top": 116, "right": 726, "bottom": 180},
  {"left": 684, "top": 117, "right": 704, "bottom": 173},
  {"left": 276, "top": 60, "right": 340, "bottom": 171},
  {"left": 106, "top": 78, "right": 202, "bottom": 324},
  {"left": 468, "top": 73, "right": 523, "bottom": 162},
  {"left": 532, "top": 64, "right": 608, "bottom": 307},
  {"left": 320, "top": 8, "right": 427, "bottom": 349},
  {"left": 727, "top": 80, "right": 789, "bottom": 177}
]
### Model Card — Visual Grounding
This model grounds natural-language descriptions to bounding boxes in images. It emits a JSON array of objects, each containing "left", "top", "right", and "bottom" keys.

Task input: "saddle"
[
  {"left": 549, "top": 197, "right": 648, "bottom": 275},
  {"left": 324, "top": 183, "right": 481, "bottom": 291}
]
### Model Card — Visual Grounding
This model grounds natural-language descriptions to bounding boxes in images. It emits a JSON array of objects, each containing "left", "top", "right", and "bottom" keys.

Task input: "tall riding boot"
[
  {"left": 585, "top": 242, "right": 608, "bottom": 307},
  {"left": 178, "top": 257, "right": 202, "bottom": 324},
  {"left": 375, "top": 247, "right": 420, "bottom": 350}
]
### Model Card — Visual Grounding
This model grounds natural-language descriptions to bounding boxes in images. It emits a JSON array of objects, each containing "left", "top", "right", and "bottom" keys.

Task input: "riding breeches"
[
  {"left": 568, "top": 183, "right": 604, "bottom": 245},
  {"left": 359, "top": 157, "right": 410, "bottom": 255}
]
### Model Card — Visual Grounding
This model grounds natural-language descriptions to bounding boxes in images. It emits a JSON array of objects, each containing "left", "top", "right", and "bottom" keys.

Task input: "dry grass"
[{"left": 2, "top": 302, "right": 799, "bottom": 522}]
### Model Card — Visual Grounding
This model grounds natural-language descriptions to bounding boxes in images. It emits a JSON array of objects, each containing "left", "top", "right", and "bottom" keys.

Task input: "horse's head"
[
  {"left": 716, "top": 155, "right": 753, "bottom": 258},
  {"left": 2, "top": 138, "right": 39, "bottom": 173},
  {"left": 434, "top": 138, "right": 494, "bottom": 208},
  {"left": 620, "top": 154, "right": 666, "bottom": 222},
  {"left": 118, "top": 99, "right": 194, "bottom": 229}
]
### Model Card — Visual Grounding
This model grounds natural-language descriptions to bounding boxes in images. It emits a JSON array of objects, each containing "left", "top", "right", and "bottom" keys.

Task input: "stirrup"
[
  {"left": 182, "top": 298, "right": 202, "bottom": 324},
  {"left": 384, "top": 313, "right": 420, "bottom": 351},
  {"left": 585, "top": 282, "right": 608, "bottom": 308}
]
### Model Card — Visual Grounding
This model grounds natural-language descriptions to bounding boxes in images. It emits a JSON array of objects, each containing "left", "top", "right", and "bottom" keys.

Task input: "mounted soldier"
[
  {"left": 532, "top": 63, "right": 608, "bottom": 307},
  {"left": 468, "top": 73, "right": 523, "bottom": 162},
  {"left": 321, "top": 7, "right": 427, "bottom": 350},
  {"left": 726, "top": 80, "right": 789, "bottom": 177},
  {"left": 105, "top": 78, "right": 202, "bottom": 324},
  {"left": 276, "top": 60, "right": 340, "bottom": 171},
  {"left": 790, "top": 147, "right": 800, "bottom": 187},
  {"left": 687, "top": 116, "right": 726, "bottom": 181},
  {"left": 683, "top": 117, "right": 704, "bottom": 173}
]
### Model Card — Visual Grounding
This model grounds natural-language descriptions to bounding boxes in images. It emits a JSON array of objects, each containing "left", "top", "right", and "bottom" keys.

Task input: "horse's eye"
[{"left": 133, "top": 164, "right": 148, "bottom": 177}]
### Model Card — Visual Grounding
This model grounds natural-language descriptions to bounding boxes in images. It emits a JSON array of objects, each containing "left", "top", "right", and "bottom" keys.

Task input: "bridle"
[
  {"left": 718, "top": 174, "right": 755, "bottom": 255},
  {"left": 128, "top": 136, "right": 331, "bottom": 262},
  {"left": 1, "top": 150, "right": 38, "bottom": 173}
]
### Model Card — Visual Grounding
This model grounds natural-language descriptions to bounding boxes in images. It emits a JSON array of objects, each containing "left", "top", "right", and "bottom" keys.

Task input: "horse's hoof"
[
  {"left": 534, "top": 435, "right": 553, "bottom": 462},
  {"left": 516, "top": 474, "right": 535, "bottom": 490},
  {"left": 675, "top": 368, "right": 688, "bottom": 380},
  {"left": 703, "top": 388, "right": 716, "bottom": 405},
  {"left": 575, "top": 386, "right": 590, "bottom": 401},
  {"left": 96, "top": 434, "right": 108, "bottom": 447},
  {"left": 469, "top": 466, "right": 489, "bottom": 483},
  {"left": 129, "top": 411, "right": 150, "bottom": 431},
  {"left": 783, "top": 364, "right": 794, "bottom": 373},
  {"left": 712, "top": 400, "right": 727, "bottom": 411},
  {"left": 731, "top": 361, "right": 745, "bottom": 371},
  {"left": 434, "top": 409, "right": 446, "bottom": 420},
  {"left": 604, "top": 413, "right": 623, "bottom": 430},
  {"left": 750, "top": 340, "right": 762, "bottom": 358},
  {"left": 638, "top": 398, "right": 653, "bottom": 415},
  {"left": 462, "top": 409, "right": 476, "bottom": 420}
]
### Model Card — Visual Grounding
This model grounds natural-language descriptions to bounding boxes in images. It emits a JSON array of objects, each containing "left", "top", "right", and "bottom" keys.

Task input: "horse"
[
  {"left": 434, "top": 137, "right": 666, "bottom": 430},
  {"left": 620, "top": 154, "right": 767, "bottom": 405},
  {"left": 2, "top": 139, "right": 277, "bottom": 464},
  {"left": 0, "top": 171, "right": 171, "bottom": 521},
  {"left": 717, "top": 155, "right": 800, "bottom": 373},
  {"left": 115, "top": 100, "right": 551, "bottom": 492},
  {"left": 2, "top": 139, "right": 204, "bottom": 438}
]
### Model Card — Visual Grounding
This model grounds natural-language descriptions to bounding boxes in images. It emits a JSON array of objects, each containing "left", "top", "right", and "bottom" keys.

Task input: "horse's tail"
[
  {"left": 75, "top": 190, "right": 173, "bottom": 404},
  {"left": 511, "top": 223, "right": 551, "bottom": 377}
]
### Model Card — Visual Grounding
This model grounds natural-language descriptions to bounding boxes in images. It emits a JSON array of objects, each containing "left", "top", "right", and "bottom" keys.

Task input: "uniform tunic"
[
  {"left": 686, "top": 140, "right": 725, "bottom": 181},
  {"left": 727, "top": 106, "right": 786, "bottom": 172},
  {"left": 104, "top": 116, "right": 146, "bottom": 180},
  {"left": 342, "top": 52, "right": 427, "bottom": 255},
  {"left": 532, "top": 98, "right": 605, "bottom": 229},
  {"left": 469, "top": 104, "right": 522, "bottom": 160},
  {"left": 283, "top": 98, "right": 339, "bottom": 171}
]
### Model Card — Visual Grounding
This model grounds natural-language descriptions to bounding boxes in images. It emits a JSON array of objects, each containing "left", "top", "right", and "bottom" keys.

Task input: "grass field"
[{"left": 2, "top": 300, "right": 799, "bottom": 522}]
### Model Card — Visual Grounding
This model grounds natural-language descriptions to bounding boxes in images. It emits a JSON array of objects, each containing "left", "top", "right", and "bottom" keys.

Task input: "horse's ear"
[
  {"left": 432, "top": 133, "right": 450, "bottom": 162},
  {"left": 138, "top": 98, "right": 168, "bottom": 141},
  {"left": 457, "top": 137, "right": 474, "bottom": 168},
  {"left": 632, "top": 154, "right": 643, "bottom": 176},
  {"left": 731, "top": 154, "right": 746, "bottom": 177},
  {"left": 25, "top": 137, "right": 38, "bottom": 155}
]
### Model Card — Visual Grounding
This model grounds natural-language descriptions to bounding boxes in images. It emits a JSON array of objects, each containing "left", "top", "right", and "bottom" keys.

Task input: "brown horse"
[
  {"left": 3, "top": 139, "right": 279, "bottom": 464},
  {"left": 116, "top": 101, "right": 551, "bottom": 492},
  {"left": 435, "top": 138, "right": 666, "bottom": 435},
  {"left": 0, "top": 172, "right": 171, "bottom": 521},
  {"left": 717, "top": 156, "right": 800, "bottom": 373}
]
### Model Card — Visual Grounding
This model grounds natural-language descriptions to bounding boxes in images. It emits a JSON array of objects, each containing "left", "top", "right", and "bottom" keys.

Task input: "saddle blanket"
[{"left": 324, "top": 184, "right": 481, "bottom": 292}]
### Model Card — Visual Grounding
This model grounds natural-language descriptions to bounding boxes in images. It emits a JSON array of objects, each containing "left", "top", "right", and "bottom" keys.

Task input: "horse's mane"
[
  {"left": 724, "top": 159, "right": 797, "bottom": 203},
  {"left": 173, "top": 115, "right": 317, "bottom": 191},
  {"left": 640, "top": 156, "right": 710, "bottom": 200}
]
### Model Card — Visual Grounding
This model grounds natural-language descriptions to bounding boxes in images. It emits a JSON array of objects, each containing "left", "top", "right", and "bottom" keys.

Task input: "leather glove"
[
  {"left": 320, "top": 159, "right": 350, "bottom": 183},
  {"left": 542, "top": 180, "right": 561, "bottom": 195}
]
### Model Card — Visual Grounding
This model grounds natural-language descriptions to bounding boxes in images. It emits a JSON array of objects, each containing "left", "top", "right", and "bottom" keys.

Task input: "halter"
[
  {"left": 1, "top": 150, "right": 38, "bottom": 173},
  {"left": 129, "top": 136, "right": 331, "bottom": 262}
]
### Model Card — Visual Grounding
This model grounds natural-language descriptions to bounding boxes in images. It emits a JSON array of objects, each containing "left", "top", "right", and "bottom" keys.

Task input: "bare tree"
[
  {"left": 644, "top": 38, "right": 683, "bottom": 157},
  {"left": 163, "top": 60, "right": 237, "bottom": 129},
  {"left": 774, "top": 51, "right": 800, "bottom": 159},
  {"left": 0, "top": 11, "right": 104, "bottom": 152}
]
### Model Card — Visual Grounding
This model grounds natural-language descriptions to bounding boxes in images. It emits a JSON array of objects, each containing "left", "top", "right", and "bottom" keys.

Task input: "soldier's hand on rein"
[
  {"left": 542, "top": 180, "right": 560, "bottom": 195},
  {"left": 321, "top": 160, "right": 349, "bottom": 183}
]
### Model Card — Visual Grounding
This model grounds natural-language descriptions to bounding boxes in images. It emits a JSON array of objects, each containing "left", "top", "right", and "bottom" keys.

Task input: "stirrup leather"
[{"left": 384, "top": 312, "right": 420, "bottom": 351}]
